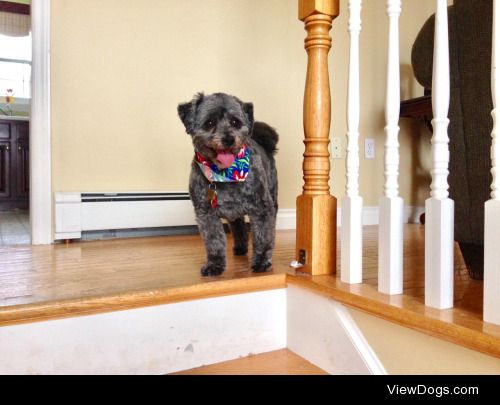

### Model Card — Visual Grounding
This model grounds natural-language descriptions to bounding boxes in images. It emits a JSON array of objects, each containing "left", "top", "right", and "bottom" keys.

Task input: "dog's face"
[{"left": 177, "top": 93, "right": 254, "bottom": 169}]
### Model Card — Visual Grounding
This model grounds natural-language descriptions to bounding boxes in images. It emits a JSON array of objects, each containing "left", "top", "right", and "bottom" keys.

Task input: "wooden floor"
[
  {"left": 0, "top": 231, "right": 292, "bottom": 325},
  {"left": 1, "top": 224, "right": 499, "bottom": 358},
  {"left": 172, "top": 349, "right": 327, "bottom": 375}
]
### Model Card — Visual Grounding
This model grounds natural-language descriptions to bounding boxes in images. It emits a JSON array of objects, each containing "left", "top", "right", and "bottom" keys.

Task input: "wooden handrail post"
[{"left": 296, "top": 0, "right": 339, "bottom": 275}]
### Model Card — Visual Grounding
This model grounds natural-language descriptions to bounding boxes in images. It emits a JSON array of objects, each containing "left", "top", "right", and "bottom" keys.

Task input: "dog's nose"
[{"left": 222, "top": 135, "right": 235, "bottom": 148}]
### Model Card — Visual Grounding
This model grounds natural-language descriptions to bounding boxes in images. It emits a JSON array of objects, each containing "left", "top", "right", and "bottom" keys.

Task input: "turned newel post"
[{"left": 296, "top": 0, "right": 339, "bottom": 275}]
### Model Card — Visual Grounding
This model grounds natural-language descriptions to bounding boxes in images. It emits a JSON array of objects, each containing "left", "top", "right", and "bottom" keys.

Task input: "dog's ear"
[
  {"left": 177, "top": 93, "right": 205, "bottom": 135},
  {"left": 177, "top": 102, "right": 195, "bottom": 134},
  {"left": 242, "top": 102, "right": 254, "bottom": 133}
]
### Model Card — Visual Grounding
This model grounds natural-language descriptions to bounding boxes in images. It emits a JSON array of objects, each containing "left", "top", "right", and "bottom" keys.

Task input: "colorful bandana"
[{"left": 195, "top": 145, "right": 251, "bottom": 183}]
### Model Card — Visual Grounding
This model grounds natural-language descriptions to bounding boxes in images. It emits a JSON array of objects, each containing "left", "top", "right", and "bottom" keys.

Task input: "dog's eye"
[
  {"left": 203, "top": 119, "right": 216, "bottom": 130},
  {"left": 230, "top": 118, "right": 242, "bottom": 129}
]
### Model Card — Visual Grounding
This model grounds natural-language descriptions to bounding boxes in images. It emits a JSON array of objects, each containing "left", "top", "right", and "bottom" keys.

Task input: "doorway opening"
[{"left": 0, "top": 1, "right": 31, "bottom": 245}]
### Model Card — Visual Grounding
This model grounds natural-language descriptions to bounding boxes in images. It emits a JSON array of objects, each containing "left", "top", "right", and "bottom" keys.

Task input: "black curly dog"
[{"left": 178, "top": 92, "right": 278, "bottom": 276}]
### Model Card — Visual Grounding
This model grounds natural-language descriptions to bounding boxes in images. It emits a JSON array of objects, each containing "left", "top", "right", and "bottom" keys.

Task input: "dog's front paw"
[
  {"left": 251, "top": 259, "right": 272, "bottom": 273},
  {"left": 201, "top": 263, "right": 225, "bottom": 277}
]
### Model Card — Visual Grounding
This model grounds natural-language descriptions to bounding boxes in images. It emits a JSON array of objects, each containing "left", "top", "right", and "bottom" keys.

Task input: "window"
[
  {"left": 0, "top": 5, "right": 31, "bottom": 100},
  {"left": 0, "top": 33, "right": 31, "bottom": 99}
]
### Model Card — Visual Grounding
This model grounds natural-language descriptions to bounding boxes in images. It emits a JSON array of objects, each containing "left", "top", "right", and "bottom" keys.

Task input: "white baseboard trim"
[
  {"left": 277, "top": 206, "right": 424, "bottom": 230},
  {"left": 276, "top": 209, "right": 297, "bottom": 230},
  {"left": 359, "top": 206, "right": 380, "bottom": 226}
]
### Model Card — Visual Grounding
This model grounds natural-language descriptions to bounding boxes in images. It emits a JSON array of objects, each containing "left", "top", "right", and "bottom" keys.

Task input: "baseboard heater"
[{"left": 54, "top": 192, "right": 197, "bottom": 241}]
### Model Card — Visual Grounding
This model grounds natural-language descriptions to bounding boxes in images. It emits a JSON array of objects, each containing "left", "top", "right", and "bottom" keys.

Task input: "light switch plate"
[{"left": 365, "top": 138, "right": 375, "bottom": 159}]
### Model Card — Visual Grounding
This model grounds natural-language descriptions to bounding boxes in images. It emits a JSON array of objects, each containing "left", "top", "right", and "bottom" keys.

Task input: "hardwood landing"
[
  {"left": 1, "top": 225, "right": 499, "bottom": 359},
  {"left": 0, "top": 232, "right": 292, "bottom": 326},
  {"left": 172, "top": 349, "right": 327, "bottom": 375}
]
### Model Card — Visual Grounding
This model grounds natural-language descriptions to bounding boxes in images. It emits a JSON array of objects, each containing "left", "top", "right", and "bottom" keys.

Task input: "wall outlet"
[
  {"left": 365, "top": 138, "right": 375, "bottom": 159},
  {"left": 330, "top": 137, "right": 342, "bottom": 159}
]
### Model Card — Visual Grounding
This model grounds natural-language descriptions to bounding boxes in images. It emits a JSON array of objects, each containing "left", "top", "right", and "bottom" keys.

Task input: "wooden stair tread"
[
  {"left": 172, "top": 349, "right": 328, "bottom": 375},
  {"left": 0, "top": 231, "right": 294, "bottom": 326}
]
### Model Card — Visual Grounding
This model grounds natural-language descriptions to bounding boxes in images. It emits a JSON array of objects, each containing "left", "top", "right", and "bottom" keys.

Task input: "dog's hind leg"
[
  {"left": 249, "top": 211, "right": 276, "bottom": 273},
  {"left": 229, "top": 217, "right": 248, "bottom": 256},
  {"left": 196, "top": 210, "right": 227, "bottom": 276}
]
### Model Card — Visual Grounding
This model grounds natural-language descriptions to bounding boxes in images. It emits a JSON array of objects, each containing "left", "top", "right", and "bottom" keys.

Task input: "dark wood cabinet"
[{"left": 0, "top": 119, "right": 29, "bottom": 211}]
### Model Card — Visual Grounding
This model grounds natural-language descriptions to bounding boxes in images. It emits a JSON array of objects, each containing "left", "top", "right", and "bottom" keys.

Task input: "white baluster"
[
  {"left": 378, "top": 0, "right": 404, "bottom": 295},
  {"left": 341, "top": 0, "right": 363, "bottom": 284},
  {"left": 484, "top": 0, "right": 500, "bottom": 325},
  {"left": 425, "top": 0, "right": 454, "bottom": 309}
]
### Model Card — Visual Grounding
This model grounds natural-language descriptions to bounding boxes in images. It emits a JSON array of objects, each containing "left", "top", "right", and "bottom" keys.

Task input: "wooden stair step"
[{"left": 171, "top": 349, "right": 328, "bottom": 375}]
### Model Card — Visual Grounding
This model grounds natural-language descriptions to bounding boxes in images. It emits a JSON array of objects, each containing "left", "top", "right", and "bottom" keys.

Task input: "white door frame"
[{"left": 30, "top": 0, "right": 52, "bottom": 244}]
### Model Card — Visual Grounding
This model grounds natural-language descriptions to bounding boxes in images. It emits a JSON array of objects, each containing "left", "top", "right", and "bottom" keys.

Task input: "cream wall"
[
  {"left": 51, "top": 0, "right": 435, "bottom": 209},
  {"left": 350, "top": 308, "right": 500, "bottom": 374}
]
